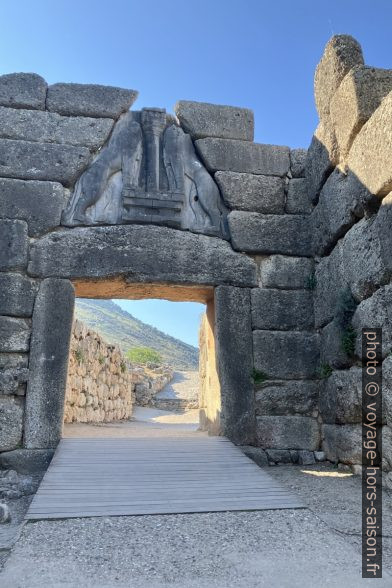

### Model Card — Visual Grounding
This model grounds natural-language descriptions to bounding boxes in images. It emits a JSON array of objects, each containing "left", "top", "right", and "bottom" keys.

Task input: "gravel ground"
[{"left": 1, "top": 464, "right": 391, "bottom": 587}]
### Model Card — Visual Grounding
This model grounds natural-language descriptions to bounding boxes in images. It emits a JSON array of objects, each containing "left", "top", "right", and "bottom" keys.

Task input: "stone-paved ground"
[
  {"left": 154, "top": 370, "right": 199, "bottom": 410},
  {"left": 0, "top": 465, "right": 391, "bottom": 587}
]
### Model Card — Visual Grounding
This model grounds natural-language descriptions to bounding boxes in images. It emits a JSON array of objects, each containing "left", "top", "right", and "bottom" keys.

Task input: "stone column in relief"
[
  {"left": 24, "top": 278, "right": 75, "bottom": 449},
  {"left": 214, "top": 286, "right": 255, "bottom": 445},
  {"left": 141, "top": 108, "right": 166, "bottom": 192}
]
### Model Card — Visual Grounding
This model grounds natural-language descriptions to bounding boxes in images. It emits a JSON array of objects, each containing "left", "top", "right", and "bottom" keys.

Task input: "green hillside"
[{"left": 74, "top": 299, "right": 199, "bottom": 370}]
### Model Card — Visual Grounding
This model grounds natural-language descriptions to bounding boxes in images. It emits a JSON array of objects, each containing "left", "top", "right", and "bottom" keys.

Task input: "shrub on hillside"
[{"left": 126, "top": 346, "right": 163, "bottom": 366}]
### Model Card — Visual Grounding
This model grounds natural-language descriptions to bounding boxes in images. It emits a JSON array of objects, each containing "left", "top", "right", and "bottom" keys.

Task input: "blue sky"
[{"left": 2, "top": 1, "right": 390, "bottom": 346}]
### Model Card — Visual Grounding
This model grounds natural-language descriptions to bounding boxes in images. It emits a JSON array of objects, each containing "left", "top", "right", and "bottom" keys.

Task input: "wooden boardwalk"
[{"left": 26, "top": 436, "right": 304, "bottom": 520}]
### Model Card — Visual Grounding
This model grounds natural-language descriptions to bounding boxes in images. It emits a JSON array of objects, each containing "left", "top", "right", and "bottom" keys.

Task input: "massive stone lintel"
[{"left": 28, "top": 224, "right": 257, "bottom": 287}]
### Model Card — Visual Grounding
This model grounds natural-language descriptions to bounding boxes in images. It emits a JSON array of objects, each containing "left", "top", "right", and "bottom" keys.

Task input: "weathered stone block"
[
  {"left": 314, "top": 34, "right": 364, "bottom": 119},
  {"left": 0, "top": 317, "right": 30, "bottom": 352},
  {"left": 266, "top": 449, "right": 292, "bottom": 464},
  {"left": 0, "top": 219, "right": 28, "bottom": 270},
  {"left": 0, "top": 273, "right": 37, "bottom": 317},
  {"left": 253, "top": 331, "right": 320, "bottom": 379},
  {"left": 0, "top": 106, "right": 114, "bottom": 150},
  {"left": 312, "top": 169, "right": 376, "bottom": 256},
  {"left": 28, "top": 225, "right": 257, "bottom": 287},
  {"left": 0, "top": 396, "right": 24, "bottom": 451},
  {"left": 305, "top": 120, "right": 339, "bottom": 201},
  {"left": 196, "top": 138, "right": 290, "bottom": 176},
  {"left": 290, "top": 148, "right": 307, "bottom": 178},
  {"left": 240, "top": 445, "right": 269, "bottom": 467},
  {"left": 298, "top": 450, "right": 316, "bottom": 465},
  {"left": 375, "top": 192, "right": 392, "bottom": 276},
  {"left": 0, "top": 353, "right": 28, "bottom": 370},
  {"left": 0, "top": 73, "right": 47, "bottom": 110},
  {"left": 25, "top": 279, "right": 75, "bottom": 449},
  {"left": 322, "top": 424, "right": 362, "bottom": 463},
  {"left": 215, "top": 171, "right": 285, "bottom": 213},
  {"left": 320, "top": 319, "right": 352, "bottom": 370},
  {"left": 251, "top": 288, "right": 313, "bottom": 331},
  {"left": 352, "top": 285, "right": 392, "bottom": 359},
  {"left": 0, "top": 366, "right": 29, "bottom": 395},
  {"left": 259, "top": 255, "right": 314, "bottom": 290},
  {"left": 319, "top": 368, "right": 362, "bottom": 424},
  {"left": 0, "top": 448, "right": 54, "bottom": 474},
  {"left": 314, "top": 242, "right": 345, "bottom": 328},
  {"left": 330, "top": 66, "right": 392, "bottom": 157},
  {"left": 0, "top": 178, "right": 68, "bottom": 236},
  {"left": 46, "top": 83, "right": 138, "bottom": 118},
  {"left": 0, "top": 139, "right": 91, "bottom": 186},
  {"left": 255, "top": 380, "right": 319, "bottom": 416},
  {"left": 228, "top": 211, "right": 311, "bottom": 256},
  {"left": 286, "top": 178, "right": 312, "bottom": 214},
  {"left": 256, "top": 416, "right": 320, "bottom": 450},
  {"left": 175, "top": 101, "right": 254, "bottom": 141},
  {"left": 215, "top": 286, "right": 255, "bottom": 444},
  {"left": 347, "top": 90, "right": 392, "bottom": 197}
]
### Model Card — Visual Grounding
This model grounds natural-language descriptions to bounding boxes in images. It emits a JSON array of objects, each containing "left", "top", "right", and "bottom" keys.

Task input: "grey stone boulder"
[
  {"left": 0, "top": 219, "right": 28, "bottom": 270},
  {"left": 0, "top": 449, "right": 54, "bottom": 475},
  {"left": 0, "top": 366, "right": 29, "bottom": 395},
  {"left": 214, "top": 286, "right": 255, "bottom": 445},
  {"left": 314, "top": 35, "right": 364, "bottom": 120},
  {"left": 305, "top": 120, "right": 339, "bottom": 201},
  {"left": 0, "top": 503, "right": 11, "bottom": 523},
  {"left": 319, "top": 319, "right": 352, "bottom": 370},
  {"left": 0, "top": 106, "right": 114, "bottom": 150},
  {"left": 25, "top": 279, "right": 75, "bottom": 449},
  {"left": 322, "top": 424, "right": 362, "bottom": 464},
  {"left": 0, "top": 178, "right": 68, "bottom": 237},
  {"left": 0, "top": 354, "right": 28, "bottom": 370},
  {"left": 46, "top": 83, "right": 138, "bottom": 119},
  {"left": 175, "top": 101, "right": 254, "bottom": 141},
  {"left": 228, "top": 211, "right": 311, "bottom": 256},
  {"left": 314, "top": 451, "right": 326, "bottom": 462},
  {"left": 265, "top": 449, "right": 292, "bottom": 464},
  {"left": 0, "top": 139, "right": 91, "bottom": 186},
  {"left": 253, "top": 331, "right": 320, "bottom": 379},
  {"left": 0, "top": 273, "right": 37, "bottom": 317},
  {"left": 255, "top": 380, "right": 319, "bottom": 417},
  {"left": 297, "top": 450, "right": 316, "bottom": 465},
  {"left": 0, "top": 317, "right": 30, "bottom": 352},
  {"left": 251, "top": 288, "right": 313, "bottom": 331},
  {"left": 286, "top": 179, "right": 312, "bottom": 214},
  {"left": 0, "top": 396, "right": 24, "bottom": 452},
  {"left": 28, "top": 225, "right": 257, "bottom": 287},
  {"left": 314, "top": 242, "right": 345, "bottom": 328},
  {"left": 240, "top": 446, "right": 269, "bottom": 467},
  {"left": 319, "top": 368, "right": 362, "bottom": 424},
  {"left": 0, "top": 73, "right": 47, "bottom": 110},
  {"left": 312, "top": 169, "right": 377, "bottom": 256},
  {"left": 374, "top": 192, "right": 392, "bottom": 276},
  {"left": 352, "top": 285, "right": 392, "bottom": 359},
  {"left": 215, "top": 171, "right": 285, "bottom": 213},
  {"left": 196, "top": 138, "right": 290, "bottom": 176},
  {"left": 290, "top": 148, "right": 307, "bottom": 178},
  {"left": 259, "top": 255, "right": 314, "bottom": 290},
  {"left": 256, "top": 416, "right": 320, "bottom": 451}
]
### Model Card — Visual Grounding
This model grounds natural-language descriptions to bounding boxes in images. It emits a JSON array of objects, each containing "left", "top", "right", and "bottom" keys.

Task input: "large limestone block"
[
  {"left": 0, "top": 178, "right": 67, "bottom": 237},
  {"left": 0, "top": 396, "right": 24, "bottom": 451},
  {"left": 0, "top": 317, "right": 30, "bottom": 352},
  {"left": 259, "top": 255, "right": 314, "bottom": 290},
  {"left": 352, "top": 285, "right": 392, "bottom": 359},
  {"left": 256, "top": 416, "right": 320, "bottom": 450},
  {"left": 347, "top": 91, "right": 392, "bottom": 197},
  {"left": 196, "top": 138, "right": 290, "bottom": 176},
  {"left": 0, "top": 448, "right": 54, "bottom": 474},
  {"left": 255, "top": 380, "right": 319, "bottom": 416},
  {"left": 251, "top": 288, "right": 313, "bottom": 331},
  {"left": 319, "top": 319, "right": 352, "bottom": 370},
  {"left": 0, "top": 365, "right": 29, "bottom": 395},
  {"left": 314, "top": 242, "right": 345, "bottom": 328},
  {"left": 314, "top": 35, "right": 364, "bottom": 120},
  {"left": 0, "top": 219, "right": 28, "bottom": 270},
  {"left": 24, "top": 279, "right": 75, "bottom": 448},
  {"left": 286, "top": 178, "right": 312, "bottom": 214},
  {"left": 319, "top": 368, "right": 362, "bottom": 424},
  {"left": 322, "top": 424, "right": 362, "bottom": 463},
  {"left": 46, "top": 83, "right": 138, "bottom": 118},
  {"left": 330, "top": 66, "right": 392, "bottom": 157},
  {"left": 0, "top": 106, "right": 114, "bottom": 150},
  {"left": 0, "top": 73, "right": 47, "bottom": 110},
  {"left": 175, "top": 101, "right": 254, "bottom": 141},
  {"left": 0, "top": 139, "right": 91, "bottom": 186},
  {"left": 312, "top": 169, "right": 376, "bottom": 256},
  {"left": 305, "top": 119, "right": 339, "bottom": 200},
  {"left": 215, "top": 171, "right": 285, "bottom": 213},
  {"left": 290, "top": 148, "right": 307, "bottom": 178},
  {"left": 214, "top": 286, "right": 255, "bottom": 444},
  {"left": 253, "top": 330, "right": 320, "bottom": 379},
  {"left": 228, "top": 211, "right": 311, "bottom": 256},
  {"left": 28, "top": 225, "right": 257, "bottom": 287},
  {"left": 0, "top": 273, "right": 37, "bottom": 317}
]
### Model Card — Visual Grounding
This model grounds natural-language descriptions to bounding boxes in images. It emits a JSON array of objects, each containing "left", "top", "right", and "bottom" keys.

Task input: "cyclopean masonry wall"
[{"left": 0, "top": 34, "right": 391, "bottom": 486}]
